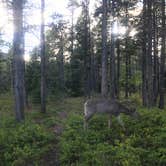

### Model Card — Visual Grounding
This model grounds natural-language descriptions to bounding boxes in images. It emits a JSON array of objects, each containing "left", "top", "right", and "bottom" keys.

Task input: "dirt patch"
[
  {"left": 42, "top": 110, "right": 69, "bottom": 166},
  {"left": 53, "top": 111, "right": 68, "bottom": 135}
]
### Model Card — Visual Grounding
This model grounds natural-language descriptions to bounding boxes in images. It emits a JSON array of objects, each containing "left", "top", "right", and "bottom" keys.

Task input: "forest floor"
[
  {"left": 0, "top": 94, "right": 84, "bottom": 165},
  {"left": 46, "top": 110, "right": 69, "bottom": 165},
  {"left": 28, "top": 97, "right": 84, "bottom": 166},
  {"left": 1, "top": 94, "right": 166, "bottom": 165}
]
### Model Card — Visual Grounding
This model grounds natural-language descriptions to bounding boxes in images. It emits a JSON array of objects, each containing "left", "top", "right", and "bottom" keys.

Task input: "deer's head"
[{"left": 130, "top": 108, "right": 140, "bottom": 119}]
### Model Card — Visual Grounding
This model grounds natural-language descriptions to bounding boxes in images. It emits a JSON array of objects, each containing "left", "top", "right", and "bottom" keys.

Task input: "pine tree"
[
  {"left": 101, "top": 0, "right": 108, "bottom": 97},
  {"left": 12, "top": 0, "right": 25, "bottom": 121},
  {"left": 40, "top": 0, "right": 46, "bottom": 113},
  {"left": 159, "top": 0, "right": 165, "bottom": 109}
]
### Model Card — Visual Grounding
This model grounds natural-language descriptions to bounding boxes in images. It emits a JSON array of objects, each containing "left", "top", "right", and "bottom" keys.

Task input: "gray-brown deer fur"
[{"left": 84, "top": 98, "right": 138, "bottom": 129}]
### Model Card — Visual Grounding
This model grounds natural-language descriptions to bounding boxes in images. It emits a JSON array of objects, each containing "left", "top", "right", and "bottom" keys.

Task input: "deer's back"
[{"left": 85, "top": 98, "right": 120, "bottom": 114}]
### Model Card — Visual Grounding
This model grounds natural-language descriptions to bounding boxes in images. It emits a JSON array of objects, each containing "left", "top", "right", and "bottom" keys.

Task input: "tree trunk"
[
  {"left": 125, "top": 36, "right": 129, "bottom": 98},
  {"left": 159, "top": 0, "right": 165, "bottom": 109},
  {"left": 59, "top": 32, "right": 65, "bottom": 92},
  {"left": 90, "top": 32, "right": 96, "bottom": 94},
  {"left": 70, "top": 7, "right": 74, "bottom": 85},
  {"left": 23, "top": 60, "right": 30, "bottom": 110},
  {"left": 101, "top": 0, "right": 108, "bottom": 98},
  {"left": 22, "top": 27, "right": 29, "bottom": 110},
  {"left": 146, "top": 0, "right": 153, "bottom": 107},
  {"left": 13, "top": 0, "right": 25, "bottom": 122},
  {"left": 128, "top": 52, "right": 131, "bottom": 95},
  {"left": 116, "top": 39, "right": 120, "bottom": 99},
  {"left": 110, "top": 23, "right": 116, "bottom": 99},
  {"left": 83, "top": 0, "right": 91, "bottom": 98},
  {"left": 71, "top": 9, "right": 74, "bottom": 60},
  {"left": 142, "top": 0, "right": 148, "bottom": 106},
  {"left": 152, "top": 3, "right": 158, "bottom": 105},
  {"left": 40, "top": 0, "right": 46, "bottom": 113},
  {"left": 125, "top": 2, "right": 129, "bottom": 98},
  {"left": 142, "top": 0, "right": 154, "bottom": 107}
]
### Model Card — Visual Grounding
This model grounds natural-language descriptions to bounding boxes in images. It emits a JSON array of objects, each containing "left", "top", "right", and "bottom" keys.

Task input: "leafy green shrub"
[
  {"left": 0, "top": 122, "right": 55, "bottom": 166},
  {"left": 42, "top": 116, "right": 58, "bottom": 128},
  {"left": 59, "top": 108, "right": 166, "bottom": 166}
]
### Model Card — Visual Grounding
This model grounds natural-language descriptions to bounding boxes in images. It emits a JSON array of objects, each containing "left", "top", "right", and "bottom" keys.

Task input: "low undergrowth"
[
  {"left": 59, "top": 107, "right": 166, "bottom": 166},
  {"left": 1, "top": 94, "right": 166, "bottom": 166},
  {"left": 0, "top": 95, "right": 82, "bottom": 165},
  {"left": 0, "top": 122, "right": 55, "bottom": 166},
  {"left": 0, "top": 94, "right": 57, "bottom": 166}
]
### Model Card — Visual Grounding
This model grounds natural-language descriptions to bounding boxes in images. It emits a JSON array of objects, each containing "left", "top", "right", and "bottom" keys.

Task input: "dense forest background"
[{"left": 0, "top": 0, "right": 166, "bottom": 165}]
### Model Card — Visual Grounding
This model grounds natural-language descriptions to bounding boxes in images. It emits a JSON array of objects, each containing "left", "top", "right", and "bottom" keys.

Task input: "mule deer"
[{"left": 84, "top": 98, "right": 138, "bottom": 129}]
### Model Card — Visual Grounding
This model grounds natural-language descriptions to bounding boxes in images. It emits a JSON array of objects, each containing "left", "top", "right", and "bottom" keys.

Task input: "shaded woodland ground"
[{"left": 1, "top": 93, "right": 166, "bottom": 165}]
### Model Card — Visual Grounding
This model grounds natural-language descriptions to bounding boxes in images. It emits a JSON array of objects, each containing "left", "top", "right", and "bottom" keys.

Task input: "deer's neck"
[{"left": 119, "top": 106, "right": 130, "bottom": 115}]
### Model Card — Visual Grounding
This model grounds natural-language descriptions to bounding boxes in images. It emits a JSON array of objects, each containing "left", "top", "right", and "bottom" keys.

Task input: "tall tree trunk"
[
  {"left": 125, "top": 1, "right": 129, "bottom": 98},
  {"left": 152, "top": 3, "right": 158, "bottom": 105},
  {"left": 142, "top": 0, "right": 154, "bottom": 107},
  {"left": 13, "top": 0, "right": 25, "bottom": 122},
  {"left": 83, "top": 0, "right": 91, "bottom": 98},
  {"left": 125, "top": 37, "right": 129, "bottom": 98},
  {"left": 146, "top": 0, "right": 153, "bottom": 107},
  {"left": 101, "top": 0, "right": 108, "bottom": 98},
  {"left": 159, "top": 0, "right": 165, "bottom": 109},
  {"left": 71, "top": 8, "right": 74, "bottom": 61},
  {"left": 22, "top": 27, "right": 29, "bottom": 109},
  {"left": 68, "top": 0, "right": 78, "bottom": 96},
  {"left": 90, "top": 32, "right": 96, "bottom": 94},
  {"left": 110, "top": 23, "right": 116, "bottom": 99},
  {"left": 70, "top": 6, "right": 74, "bottom": 85},
  {"left": 116, "top": 39, "right": 120, "bottom": 99},
  {"left": 40, "top": 0, "right": 46, "bottom": 113},
  {"left": 23, "top": 58, "right": 30, "bottom": 109},
  {"left": 59, "top": 32, "right": 65, "bottom": 92},
  {"left": 142, "top": 0, "right": 148, "bottom": 106},
  {"left": 128, "top": 52, "right": 132, "bottom": 95},
  {"left": 91, "top": 51, "right": 97, "bottom": 93}
]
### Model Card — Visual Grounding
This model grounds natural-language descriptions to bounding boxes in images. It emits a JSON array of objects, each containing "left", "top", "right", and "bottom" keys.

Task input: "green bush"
[
  {"left": 59, "top": 109, "right": 166, "bottom": 166},
  {"left": 0, "top": 122, "right": 55, "bottom": 166}
]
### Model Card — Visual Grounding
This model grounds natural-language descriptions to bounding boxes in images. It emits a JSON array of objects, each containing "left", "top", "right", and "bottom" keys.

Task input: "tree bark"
[
  {"left": 142, "top": 0, "right": 154, "bottom": 107},
  {"left": 110, "top": 23, "right": 116, "bottom": 99},
  {"left": 125, "top": 1, "right": 129, "bottom": 98},
  {"left": 59, "top": 31, "right": 65, "bottom": 92},
  {"left": 90, "top": 31, "right": 96, "bottom": 94},
  {"left": 83, "top": 0, "right": 91, "bottom": 98},
  {"left": 101, "top": 0, "right": 108, "bottom": 98},
  {"left": 152, "top": 2, "right": 159, "bottom": 105},
  {"left": 142, "top": 0, "right": 148, "bottom": 106},
  {"left": 40, "top": 0, "right": 46, "bottom": 113},
  {"left": 159, "top": 0, "right": 165, "bottom": 109},
  {"left": 146, "top": 0, "right": 153, "bottom": 107},
  {"left": 125, "top": 36, "right": 129, "bottom": 98},
  {"left": 116, "top": 39, "right": 120, "bottom": 99},
  {"left": 13, "top": 0, "right": 25, "bottom": 121}
]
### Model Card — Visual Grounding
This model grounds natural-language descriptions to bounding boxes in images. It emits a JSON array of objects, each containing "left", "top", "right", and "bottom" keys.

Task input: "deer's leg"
[
  {"left": 84, "top": 113, "right": 94, "bottom": 130},
  {"left": 108, "top": 115, "right": 112, "bottom": 128},
  {"left": 117, "top": 115, "right": 125, "bottom": 130},
  {"left": 84, "top": 119, "right": 88, "bottom": 130}
]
